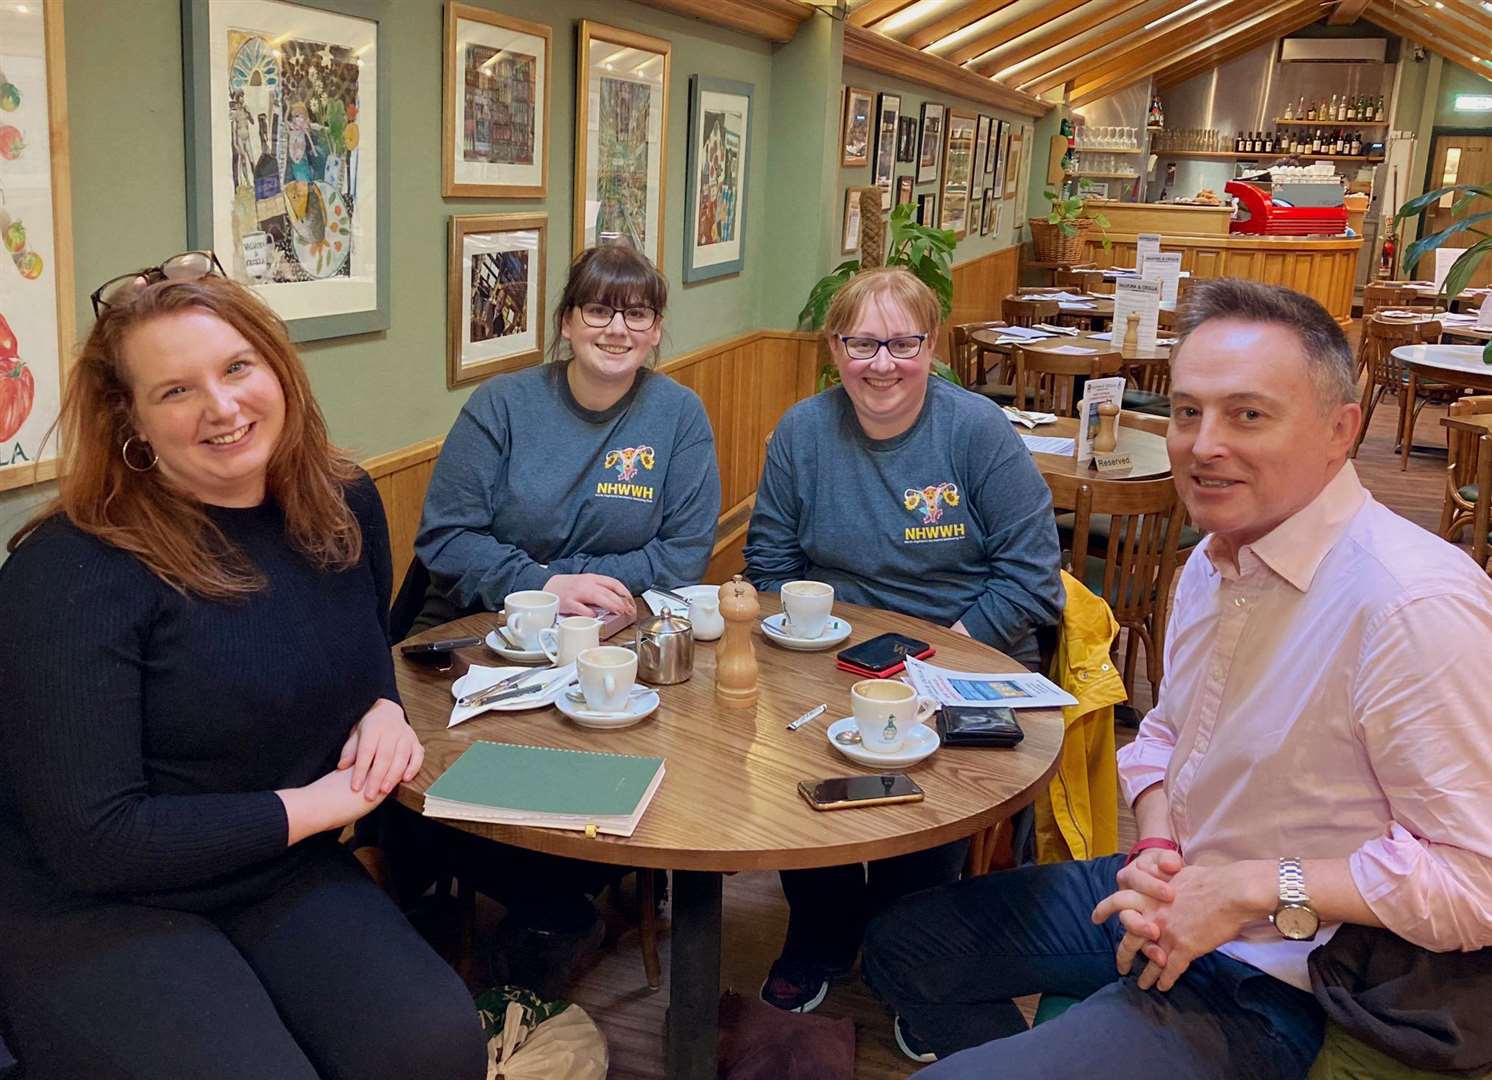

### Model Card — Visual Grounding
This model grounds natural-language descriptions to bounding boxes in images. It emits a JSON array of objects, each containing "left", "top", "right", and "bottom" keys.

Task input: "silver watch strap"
[{"left": 1278, "top": 857, "right": 1310, "bottom": 904}]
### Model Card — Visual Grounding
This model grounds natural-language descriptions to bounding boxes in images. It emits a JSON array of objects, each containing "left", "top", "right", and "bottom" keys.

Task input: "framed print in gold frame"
[
  {"left": 574, "top": 21, "right": 670, "bottom": 269},
  {"left": 442, "top": 3, "right": 551, "bottom": 198},
  {"left": 448, "top": 212, "right": 546, "bottom": 389},
  {"left": 939, "top": 109, "right": 976, "bottom": 240},
  {"left": 841, "top": 85, "right": 872, "bottom": 167}
]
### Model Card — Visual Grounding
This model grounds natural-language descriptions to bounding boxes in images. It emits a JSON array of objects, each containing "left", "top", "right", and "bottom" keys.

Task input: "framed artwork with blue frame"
[{"left": 683, "top": 75, "right": 752, "bottom": 284}]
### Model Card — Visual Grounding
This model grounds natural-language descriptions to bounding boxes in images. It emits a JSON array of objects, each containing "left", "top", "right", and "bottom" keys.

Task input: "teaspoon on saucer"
[{"left": 834, "top": 728, "right": 863, "bottom": 746}]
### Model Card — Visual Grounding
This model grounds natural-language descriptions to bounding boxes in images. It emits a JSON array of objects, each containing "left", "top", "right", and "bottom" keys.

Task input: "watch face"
[{"left": 1273, "top": 904, "right": 1319, "bottom": 941}]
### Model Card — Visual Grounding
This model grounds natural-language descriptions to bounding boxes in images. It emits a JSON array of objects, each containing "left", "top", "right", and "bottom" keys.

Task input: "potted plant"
[
  {"left": 1393, "top": 183, "right": 1492, "bottom": 365},
  {"left": 799, "top": 201, "right": 961, "bottom": 387},
  {"left": 1031, "top": 186, "right": 1111, "bottom": 265}
]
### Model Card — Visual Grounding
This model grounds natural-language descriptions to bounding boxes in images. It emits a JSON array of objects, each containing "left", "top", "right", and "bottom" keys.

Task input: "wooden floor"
[{"left": 545, "top": 352, "right": 1465, "bottom": 1079}]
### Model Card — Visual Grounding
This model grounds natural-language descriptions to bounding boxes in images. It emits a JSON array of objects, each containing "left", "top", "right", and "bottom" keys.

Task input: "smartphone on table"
[
  {"left": 798, "top": 774, "right": 925, "bottom": 811},
  {"left": 399, "top": 636, "right": 483, "bottom": 671},
  {"left": 836, "top": 632, "right": 935, "bottom": 678}
]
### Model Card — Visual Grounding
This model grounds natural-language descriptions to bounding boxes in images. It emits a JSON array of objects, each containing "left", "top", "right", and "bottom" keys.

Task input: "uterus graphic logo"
[
  {"left": 604, "top": 445, "right": 655, "bottom": 481},
  {"left": 903, "top": 482, "right": 961, "bottom": 524}
]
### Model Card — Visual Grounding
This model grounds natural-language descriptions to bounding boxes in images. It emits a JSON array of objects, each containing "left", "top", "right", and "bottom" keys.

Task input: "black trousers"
[
  {"left": 777, "top": 838, "right": 970, "bottom": 971},
  {"left": 0, "top": 845, "right": 487, "bottom": 1080}
]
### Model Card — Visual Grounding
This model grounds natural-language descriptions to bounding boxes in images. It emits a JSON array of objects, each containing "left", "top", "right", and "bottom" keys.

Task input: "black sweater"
[{"left": 0, "top": 475, "right": 396, "bottom": 914}]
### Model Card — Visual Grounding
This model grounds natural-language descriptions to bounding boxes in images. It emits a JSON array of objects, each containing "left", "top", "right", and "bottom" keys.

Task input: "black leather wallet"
[{"left": 935, "top": 704, "right": 1024, "bottom": 747}]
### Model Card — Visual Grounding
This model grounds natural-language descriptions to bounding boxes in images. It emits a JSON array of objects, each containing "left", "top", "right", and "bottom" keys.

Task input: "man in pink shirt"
[{"left": 863, "top": 278, "right": 1492, "bottom": 1078}]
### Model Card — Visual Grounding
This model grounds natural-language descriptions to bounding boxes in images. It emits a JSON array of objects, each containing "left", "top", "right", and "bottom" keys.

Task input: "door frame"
[{"left": 1413, "top": 126, "right": 1492, "bottom": 279}]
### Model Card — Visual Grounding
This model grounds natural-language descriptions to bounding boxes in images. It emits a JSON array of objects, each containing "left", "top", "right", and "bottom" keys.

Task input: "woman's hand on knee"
[
  {"left": 339, "top": 697, "right": 424, "bottom": 800},
  {"left": 544, "top": 573, "right": 636, "bottom": 617},
  {"left": 278, "top": 768, "right": 385, "bottom": 846}
]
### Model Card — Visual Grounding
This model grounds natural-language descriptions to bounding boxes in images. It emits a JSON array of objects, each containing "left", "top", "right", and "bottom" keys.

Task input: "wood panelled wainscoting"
[
  {"left": 943, "top": 245, "right": 1023, "bottom": 357},
  {"left": 363, "top": 330, "right": 820, "bottom": 588}
]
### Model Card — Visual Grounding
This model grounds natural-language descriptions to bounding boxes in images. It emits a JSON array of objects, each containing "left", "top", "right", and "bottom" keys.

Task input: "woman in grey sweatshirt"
[{"left": 745, "top": 267, "right": 1063, "bottom": 1015}]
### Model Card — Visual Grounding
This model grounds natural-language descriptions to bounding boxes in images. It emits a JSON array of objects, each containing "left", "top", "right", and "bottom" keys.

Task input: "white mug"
[
  {"left": 575, "top": 645, "right": 638, "bottom": 713},
  {"left": 781, "top": 580, "right": 834, "bottom": 639},
  {"left": 850, "top": 679, "right": 938, "bottom": 753},
  {"left": 503, "top": 590, "right": 559, "bottom": 650},
  {"left": 540, "top": 615, "right": 602, "bottom": 666}
]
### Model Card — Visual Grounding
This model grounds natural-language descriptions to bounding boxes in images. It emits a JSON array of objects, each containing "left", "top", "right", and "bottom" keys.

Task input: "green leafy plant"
[
  {"left": 1043, "top": 185, "right": 1112, "bottom": 250},
  {"left": 1394, "top": 183, "right": 1492, "bottom": 365},
  {"left": 799, "top": 201, "right": 961, "bottom": 388}
]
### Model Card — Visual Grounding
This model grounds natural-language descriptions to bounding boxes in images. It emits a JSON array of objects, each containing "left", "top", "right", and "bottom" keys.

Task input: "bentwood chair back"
[
  {"left": 1013, "top": 344, "right": 1124, "bottom": 416},
  {"left": 1053, "top": 267, "right": 1104, "bottom": 292},
  {"left": 1441, "top": 396, "right": 1492, "bottom": 544},
  {"left": 949, "top": 320, "right": 1007, "bottom": 388},
  {"left": 1352, "top": 314, "right": 1442, "bottom": 457},
  {"left": 1045, "top": 471, "right": 1186, "bottom": 696},
  {"left": 1002, "top": 296, "right": 1060, "bottom": 328}
]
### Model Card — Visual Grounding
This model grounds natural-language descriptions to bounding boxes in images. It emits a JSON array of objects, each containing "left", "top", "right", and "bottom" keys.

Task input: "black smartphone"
[
  {"left": 836, "top": 632, "right": 934, "bottom": 677},
  {"left": 400, "top": 637, "right": 482, "bottom": 668},
  {"left": 798, "top": 774, "right": 925, "bottom": 811},
  {"left": 935, "top": 704, "right": 1024, "bottom": 747}
]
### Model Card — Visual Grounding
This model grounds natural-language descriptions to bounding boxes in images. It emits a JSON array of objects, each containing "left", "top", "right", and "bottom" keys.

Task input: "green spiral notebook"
[{"left": 422, "top": 740, "right": 666, "bottom": 838}]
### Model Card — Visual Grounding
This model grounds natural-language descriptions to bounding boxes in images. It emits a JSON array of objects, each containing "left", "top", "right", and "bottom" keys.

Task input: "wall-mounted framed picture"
[
  {"left": 1013, "top": 122, "right": 1032, "bottom": 223},
  {"left": 448, "top": 212, "right": 545, "bottom": 389},
  {"left": 968, "top": 188, "right": 983, "bottom": 239},
  {"left": 442, "top": 3, "right": 550, "bottom": 199},
  {"left": 183, "top": 0, "right": 390, "bottom": 343},
  {"left": 973, "top": 114, "right": 991, "bottom": 186},
  {"left": 842, "top": 187, "right": 861, "bottom": 254},
  {"left": 917, "top": 101, "right": 944, "bottom": 184},
  {"left": 683, "top": 74, "right": 751, "bottom": 284},
  {"left": 993, "top": 198, "right": 1004, "bottom": 236},
  {"left": 872, "top": 92, "right": 899, "bottom": 209},
  {"left": 0, "top": 0, "right": 75, "bottom": 492},
  {"left": 895, "top": 175, "right": 914, "bottom": 206},
  {"left": 939, "top": 109, "right": 976, "bottom": 239},
  {"left": 990, "top": 119, "right": 1007, "bottom": 182},
  {"left": 897, "top": 115, "right": 917, "bottom": 162},
  {"left": 574, "top": 20, "right": 670, "bottom": 268},
  {"left": 980, "top": 187, "right": 995, "bottom": 235},
  {"left": 916, "top": 191, "right": 936, "bottom": 227},
  {"left": 841, "top": 85, "right": 872, "bottom": 167},
  {"left": 1004, "top": 125, "right": 1023, "bottom": 199}
]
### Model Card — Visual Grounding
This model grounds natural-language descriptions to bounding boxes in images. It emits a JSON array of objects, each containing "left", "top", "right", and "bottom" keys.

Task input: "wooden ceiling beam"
[
  {"left": 1367, "top": 2, "right": 1492, "bottom": 62},
  {"left": 841, "top": 22, "right": 1053, "bottom": 116},
  {"left": 632, "top": 0, "right": 813, "bottom": 42},
  {"left": 1070, "top": 0, "right": 1317, "bottom": 108},
  {"left": 847, "top": 0, "right": 923, "bottom": 27},
  {"left": 1052, "top": 0, "right": 1253, "bottom": 95},
  {"left": 1155, "top": 6, "right": 1325, "bottom": 90},
  {"left": 943, "top": 0, "right": 1094, "bottom": 65},
  {"left": 1365, "top": 6, "right": 1492, "bottom": 74},
  {"left": 1327, "top": 0, "right": 1372, "bottom": 25},
  {"left": 969, "top": 0, "right": 1150, "bottom": 75},
  {"left": 1012, "top": 0, "right": 1205, "bottom": 92},
  {"left": 1397, "top": 0, "right": 1492, "bottom": 54},
  {"left": 906, "top": 0, "right": 1022, "bottom": 49}
]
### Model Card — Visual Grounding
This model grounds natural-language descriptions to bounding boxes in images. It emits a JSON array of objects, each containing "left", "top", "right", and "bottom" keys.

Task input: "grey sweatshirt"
[
  {"left": 744, "top": 378, "right": 1063, "bottom": 664},
  {"left": 417, "top": 362, "right": 720, "bottom": 609}
]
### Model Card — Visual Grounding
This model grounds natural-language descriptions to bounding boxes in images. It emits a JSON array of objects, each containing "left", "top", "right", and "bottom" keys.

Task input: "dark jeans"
[
  {"left": 778, "top": 838, "right": 970, "bottom": 971},
  {"left": 0, "top": 845, "right": 485, "bottom": 1080},
  {"left": 863, "top": 854, "right": 1326, "bottom": 1079}
]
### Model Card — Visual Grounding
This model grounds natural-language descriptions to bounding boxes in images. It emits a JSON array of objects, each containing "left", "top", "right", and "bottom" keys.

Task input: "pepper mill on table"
[
  {"left": 716, "top": 574, "right": 759, "bottom": 708},
  {"left": 1094, "top": 401, "right": 1121, "bottom": 453},
  {"left": 1122, "top": 311, "right": 1139, "bottom": 353}
]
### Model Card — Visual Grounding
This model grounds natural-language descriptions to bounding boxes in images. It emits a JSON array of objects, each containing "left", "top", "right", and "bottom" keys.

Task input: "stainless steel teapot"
[{"left": 633, "top": 606, "right": 694, "bottom": 684}]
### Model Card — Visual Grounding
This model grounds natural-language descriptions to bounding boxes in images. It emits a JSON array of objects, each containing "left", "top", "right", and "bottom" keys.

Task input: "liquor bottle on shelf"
[
  {"left": 1375, "top": 95, "right": 1385, "bottom": 121},
  {"left": 1235, "top": 131, "right": 1244, "bottom": 152},
  {"left": 1329, "top": 94, "right": 1339, "bottom": 121},
  {"left": 1306, "top": 98, "right": 1317, "bottom": 121},
  {"left": 1284, "top": 98, "right": 1295, "bottom": 120},
  {"left": 1338, "top": 96, "right": 1348, "bottom": 121},
  {"left": 1351, "top": 131, "right": 1362, "bottom": 156}
]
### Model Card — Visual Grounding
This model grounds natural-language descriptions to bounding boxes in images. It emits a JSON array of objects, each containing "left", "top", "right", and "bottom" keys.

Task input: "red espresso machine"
[{"left": 1226, "top": 178, "right": 1348, "bottom": 236}]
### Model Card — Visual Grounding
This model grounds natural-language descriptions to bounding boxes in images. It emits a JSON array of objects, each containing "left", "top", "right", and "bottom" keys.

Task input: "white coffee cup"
[
  {"left": 503, "top": 590, "right": 559, "bottom": 650},
  {"left": 850, "top": 679, "right": 938, "bottom": 753},
  {"left": 781, "top": 580, "right": 834, "bottom": 639},
  {"left": 540, "top": 615, "right": 602, "bottom": 666},
  {"left": 575, "top": 645, "right": 638, "bottom": 713}
]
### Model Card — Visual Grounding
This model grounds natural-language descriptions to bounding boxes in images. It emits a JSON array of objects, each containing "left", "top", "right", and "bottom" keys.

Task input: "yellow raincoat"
[{"left": 1034, "top": 571, "right": 1128, "bottom": 864}]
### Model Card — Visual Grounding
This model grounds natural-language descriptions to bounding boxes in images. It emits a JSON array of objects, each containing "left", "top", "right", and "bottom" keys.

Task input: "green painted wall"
[{"left": 1435, "top": 59, "right": 1492, "bottom": 127}]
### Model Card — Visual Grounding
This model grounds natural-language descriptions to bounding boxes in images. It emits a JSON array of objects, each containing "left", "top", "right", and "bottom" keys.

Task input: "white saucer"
[
  {"left": 760, "top": 612, "right": 852, "bottom": 651},
  {"left": 825, "top": 717, "right": 939, "bottom": 767},
  {"left": 554, "top": 686, "right": 660, "bottom": 729},
  {"left": 485, "top": 628, "right": 549, "bottom": 663},
  {"left": 642, "top": 584, "right": 719, "bottom": 616}
]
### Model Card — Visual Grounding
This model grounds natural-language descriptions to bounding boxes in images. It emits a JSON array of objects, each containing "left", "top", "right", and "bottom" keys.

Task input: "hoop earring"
[{"left": 121, "top": 434, "right": 158, "bottom": 472}]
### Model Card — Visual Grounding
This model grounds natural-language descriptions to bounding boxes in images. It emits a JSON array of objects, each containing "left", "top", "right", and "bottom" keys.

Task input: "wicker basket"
[{"left": 1030, "top": 218, "right": 1090, "bottom": 264}]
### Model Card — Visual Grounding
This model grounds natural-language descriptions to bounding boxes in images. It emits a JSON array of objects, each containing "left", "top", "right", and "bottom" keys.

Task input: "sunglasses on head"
[{"left": 90, "top": 250, "right": 226, "bottom": 317}]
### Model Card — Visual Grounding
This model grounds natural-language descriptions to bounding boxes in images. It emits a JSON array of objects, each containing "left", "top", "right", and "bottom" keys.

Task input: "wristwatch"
[{"left": 1269, "top": 857, "right": 1320, "bottom": 941}]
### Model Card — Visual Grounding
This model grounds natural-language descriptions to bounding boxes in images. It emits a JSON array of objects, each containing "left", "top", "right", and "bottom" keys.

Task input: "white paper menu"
[
  {"left": 1141, "top": 251, "right": 1183, "bottom": 303},
  {"left": 1136, "top": 233, "right": 1162, "bottom": 276},
  {"left": 1075, "top": 376, "right": 1127, "bottom": 464},
  {"left": 1434, "top": 247, "right": 1469, "bottom": 295},
  {"left": 1112, "top": 278, "right": 1162, "bottom": 353},
  {"left": 1478, "top": 290, "right": 1492, "bottom": 330}
]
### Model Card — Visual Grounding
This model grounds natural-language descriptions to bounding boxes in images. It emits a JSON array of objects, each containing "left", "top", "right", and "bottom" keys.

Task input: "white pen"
[{"left": 787, "top": 704, "right": 827, "bottom": 731}]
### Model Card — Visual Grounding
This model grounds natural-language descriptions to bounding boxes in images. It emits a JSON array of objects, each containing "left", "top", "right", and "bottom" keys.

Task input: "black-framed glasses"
[
  {"left": 837, "top": 333, "right": 928, "bottom": 360},
  {"left": 578, "top": 301, "right": 659, "bottom": 332},
  {"left": 90, "top": 250, "right": 226, "bottom": 317}
]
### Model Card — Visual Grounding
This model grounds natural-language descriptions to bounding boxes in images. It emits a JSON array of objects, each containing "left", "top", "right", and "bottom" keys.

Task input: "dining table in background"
[
  {"left": 392, "top": 598, "right": 1063, "bottom": 1080},
  {"left": 1393, "top": 344, "right": 1492, "bottom": 470},
  {"left": 1018, "top": 415, "right": 1172, "bottom": 481}
]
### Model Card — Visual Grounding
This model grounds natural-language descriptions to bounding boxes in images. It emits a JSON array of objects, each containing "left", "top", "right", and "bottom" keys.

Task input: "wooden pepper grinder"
[
  {"left": 1122, "top": 311, "right": 1139, "bottom": 353},
  {"left": 716, "top": 575, "right": 760, "bottom": 708},
  {"left": 1094, "top": 401, "right": 1120, "bottom": 453}
]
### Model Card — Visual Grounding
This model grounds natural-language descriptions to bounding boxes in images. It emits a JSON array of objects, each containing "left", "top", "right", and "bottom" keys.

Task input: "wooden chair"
[
  {"left": 1121, "top": 355, "right": 1172, "bottom": 417},
  {"left": 1053, "top": 267, "right": 1104, "bottom": 292},
  {"left": 1002, "top": 296, "right": 1060, "bottom": 327},
  {"left": 1087, "top": 277, "right": 1116, "bottom": 296},
  {"left": 1440, "top": 396, "right": 1492, "bottom": 544},
  {"left": 1045, "top": 471, "right": 1187, "bottom": 698},
  {"left": 1013, "top": 344, "right": 1123, "bottom": 416},
  {"left": 949, "top": 319, "right": 1007, "bottom": 388},
  {"left": 1351, "top": 314, "right": 1444, "bottom": 458},
  {"left": 1357, "top": 283, "right": 1422, "bottom": 375},
  {"left": 1473, "top": 434, "right": 1492, "bottom": 576}
]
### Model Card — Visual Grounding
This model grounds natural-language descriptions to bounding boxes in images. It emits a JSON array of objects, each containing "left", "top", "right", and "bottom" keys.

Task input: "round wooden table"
[
  {"left": 1019, "top": 416, "right": 1172, "bottom": 480},
  {"left": 1392, "top": 343, "right": 1492, "bottom": 470},
  {"left": 971, "top": 327, "right": 1173, "bottom": 364},
  {"left": 393, "top": 597, "right": 1062, "bottom": 1080}
]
